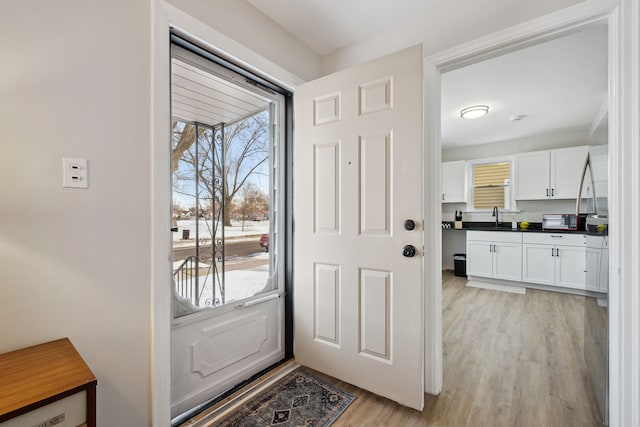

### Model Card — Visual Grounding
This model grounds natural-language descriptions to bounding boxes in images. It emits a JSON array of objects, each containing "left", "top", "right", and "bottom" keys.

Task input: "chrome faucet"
[{"left": 492, "top": 206, "right": 499, "bottom": 227}]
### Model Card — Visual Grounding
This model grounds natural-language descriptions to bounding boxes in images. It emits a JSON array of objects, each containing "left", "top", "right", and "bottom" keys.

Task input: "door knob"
[
  {"left": 404, "top": 219, "right": 416, "bottom": 231},
  {"left": 402, "top": 245, "right": 417, "bottom": 258}
]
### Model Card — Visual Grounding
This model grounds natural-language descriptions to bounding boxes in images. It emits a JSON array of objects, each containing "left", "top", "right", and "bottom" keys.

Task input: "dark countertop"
[{"left": 441, "top": 221, "right": 593, "bottom": 234}]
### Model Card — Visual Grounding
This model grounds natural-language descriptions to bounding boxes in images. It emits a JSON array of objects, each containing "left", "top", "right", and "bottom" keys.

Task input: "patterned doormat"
[{"left": 215, "top": 368, "right": 355, "bottom": 426}]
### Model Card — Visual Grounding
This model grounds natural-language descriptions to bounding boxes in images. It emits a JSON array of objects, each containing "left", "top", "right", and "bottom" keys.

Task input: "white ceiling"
[
  {"left": 171, "top": 45, "right": 270, "bottom": 126},
  {"left": 243, "top": 2, "right": 607, "bottom": 150},
  {"left": 174, "top": 2, "right": 607, "bottom": 149},
  {"left": 441, "top": 25, "right": 608, "bottom": 148},
  {"left": 246, "top": 0, "right": 442, "bottom": 56}
]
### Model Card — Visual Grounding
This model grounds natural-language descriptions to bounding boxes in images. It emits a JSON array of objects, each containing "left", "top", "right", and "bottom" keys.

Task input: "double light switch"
[{"left": 62, "top": 157, "right": 88, "bottom": 189}]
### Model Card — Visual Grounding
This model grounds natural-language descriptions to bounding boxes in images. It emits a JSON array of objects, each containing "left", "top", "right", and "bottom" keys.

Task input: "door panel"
[
  {"left": 294, "top": 45, "right": 424, "bottom": 410},
  {"left": 555, "top": 245, "right": 586, "bottom": 289},
  {"left": 523, "top": 244, "right": 555, "bottom": 285},
  {"left": 314, "top": 263, "right": 341, "bottom": 345},
  {"left": 550, "top": 146, "right": 588, "bottom": 199},
  {"left": 467, "top": 241, "right": 493, "bottom": 278},
  {"left": 170, "top": 299, "right": 283, "bottom": 417},
  {"left": 493, "top": 242, "right": 522, "bottom": 281}
]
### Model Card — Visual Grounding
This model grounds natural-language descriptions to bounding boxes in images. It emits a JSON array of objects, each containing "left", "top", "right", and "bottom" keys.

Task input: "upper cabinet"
[
  {"left": 441, "top": 160, "right": 466, "bottom": 203},
  {"left": 514, "top": 146, "right": 587, "bottom": 200}
]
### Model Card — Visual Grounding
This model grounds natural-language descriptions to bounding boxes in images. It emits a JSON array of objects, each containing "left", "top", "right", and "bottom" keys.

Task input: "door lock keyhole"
[{"left": 403, "top": 245, "right": 417, "bottom": 258}]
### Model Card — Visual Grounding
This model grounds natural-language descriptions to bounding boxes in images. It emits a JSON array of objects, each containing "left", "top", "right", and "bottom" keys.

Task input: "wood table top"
[{"left": 0, "top": 337, "right": 96, "bottom": 420}]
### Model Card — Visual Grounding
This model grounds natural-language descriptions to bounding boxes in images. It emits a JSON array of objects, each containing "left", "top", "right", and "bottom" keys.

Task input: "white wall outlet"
[{"left": 62, "top": 157, "right": 88, "bottom": 189}]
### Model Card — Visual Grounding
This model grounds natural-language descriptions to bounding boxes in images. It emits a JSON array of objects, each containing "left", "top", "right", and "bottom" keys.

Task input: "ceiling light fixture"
[{"left": 460, "top": 105, "right": 489, "bottom": 120}]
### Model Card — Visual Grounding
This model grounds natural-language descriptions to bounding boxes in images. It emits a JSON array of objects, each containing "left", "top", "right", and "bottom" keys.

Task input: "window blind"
[{"left": 473, "top": 162, "right": 510, "bottom": 209}]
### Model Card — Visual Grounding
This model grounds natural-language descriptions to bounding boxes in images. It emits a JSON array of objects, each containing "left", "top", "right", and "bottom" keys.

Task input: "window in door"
[
  {"left": 470, "top": 160, "right": 512, "bottom": 210},
  {"left": 170, "top": 44, "right": 285, "bottom": 318}
]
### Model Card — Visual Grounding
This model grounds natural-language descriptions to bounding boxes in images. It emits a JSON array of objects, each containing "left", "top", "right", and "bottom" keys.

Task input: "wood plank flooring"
[{"left": 308, "top": 271, "right": 604, "bottom": 427}]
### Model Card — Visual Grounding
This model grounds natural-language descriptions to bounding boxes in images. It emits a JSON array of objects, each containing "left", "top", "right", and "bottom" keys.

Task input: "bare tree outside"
[
  {"left": 171, "top": 110, "right": 270, "bottom": 226},
  {"left": 237, "top": 183, "right": 269, "bottom": 231}
]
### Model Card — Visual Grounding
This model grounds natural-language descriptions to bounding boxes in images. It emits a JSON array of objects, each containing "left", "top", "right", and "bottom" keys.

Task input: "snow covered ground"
[
  {"left": 173, "top": 219, "right": 269, "bottom": 242},
  {"left": 174, "top": 252, "right": 271, "bottom": 308}
]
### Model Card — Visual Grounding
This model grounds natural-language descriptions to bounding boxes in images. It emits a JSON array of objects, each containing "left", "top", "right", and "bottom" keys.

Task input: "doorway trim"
[
  {"left": 152, "top": 1, "right": 302, "bottom": 425},
  {"left": 424, "top": 1, "right": 640, "bottom": 426}
]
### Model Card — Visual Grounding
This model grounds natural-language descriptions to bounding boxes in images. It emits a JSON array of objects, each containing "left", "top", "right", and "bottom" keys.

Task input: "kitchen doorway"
[{"left": 434, "top": 17, "right": 611, "bottom": 426}]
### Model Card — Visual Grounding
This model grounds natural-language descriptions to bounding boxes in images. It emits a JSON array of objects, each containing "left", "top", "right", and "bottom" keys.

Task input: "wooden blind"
[{"left": 473, "top": 162, "right": 510, "bottom": 209}]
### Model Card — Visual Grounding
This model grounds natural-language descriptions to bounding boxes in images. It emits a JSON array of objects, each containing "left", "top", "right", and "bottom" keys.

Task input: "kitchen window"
[{"left": 469, "top": 159, "right": 513, "bottom": 210}]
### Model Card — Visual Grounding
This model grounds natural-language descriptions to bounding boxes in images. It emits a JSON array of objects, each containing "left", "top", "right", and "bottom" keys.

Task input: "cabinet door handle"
[
  {"left": 551, "top": 188, "right": 555, "bottom": 197},
  {"left": 493, "top": 244, "right": 496, "bottom": 252},
  {"left": 546, "top": 188, "right": 549, "bottom": 197},
  {"left": 552, "top": 248, "right": 555, "bottom": 257},
  {"left": 489, "top": 244, "right": 493, "bottom": 253},
  {"left": 442, "top": 194, "right": 445, "bottom": 201},
  {"left": 555, "top": 248, "right": 560, "bottom": 256}
]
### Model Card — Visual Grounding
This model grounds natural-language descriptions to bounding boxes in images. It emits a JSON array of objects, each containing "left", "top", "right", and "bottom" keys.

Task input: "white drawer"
[
  {"left": 522, "top": 233, "right": 585, "bottom": 247},
  {"left": 467, "top": 230, "right": 522, "bottom": 243},
  {"left": 585, "top": 235, "right": 606, "bottom": 249},
  {"left": 1, "top": 391, "right": 86, "bottom": 427}
]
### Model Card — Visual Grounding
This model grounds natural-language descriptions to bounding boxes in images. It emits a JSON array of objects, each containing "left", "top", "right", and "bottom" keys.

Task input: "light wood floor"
[{"left": 307, "top": 271, "right": 604, "bottom": 427}]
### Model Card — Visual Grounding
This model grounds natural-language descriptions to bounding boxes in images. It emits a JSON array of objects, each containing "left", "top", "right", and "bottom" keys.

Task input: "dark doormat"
[{"left": 215, "top": 367, "right": 355, "bottom": 426}]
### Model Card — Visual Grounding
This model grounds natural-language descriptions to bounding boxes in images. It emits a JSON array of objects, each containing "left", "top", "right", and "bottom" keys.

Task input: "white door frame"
[
  {"left": 424, "top": 1, "right": 640, "bottom": 426},
  {"left": 151, "top": 1, "right": 302, "bottom": 425}
]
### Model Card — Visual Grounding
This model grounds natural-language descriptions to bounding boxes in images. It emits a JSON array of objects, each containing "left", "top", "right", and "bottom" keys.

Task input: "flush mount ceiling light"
[{"left": 460, "top": 105, "right": 489, "bottom": 120}]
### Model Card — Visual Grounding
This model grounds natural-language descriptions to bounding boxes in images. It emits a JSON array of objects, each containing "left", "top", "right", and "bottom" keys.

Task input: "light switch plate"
[{"left": 62, "top": 157, "right": 88, "bottom": 188}]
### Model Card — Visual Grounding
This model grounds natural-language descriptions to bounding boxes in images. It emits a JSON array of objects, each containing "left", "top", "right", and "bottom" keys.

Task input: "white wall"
[
  {"left": 442, "top": 129, "right": 589, "bottom": 161},
  {"left": 322, "top": 0, "right": 586, "bottom": 73},
  {"left": 165, "top": 0, "right": 323, "bottom": 81},
  {"left": 0, "top": 1, "right": 151, "bottom": 425}
]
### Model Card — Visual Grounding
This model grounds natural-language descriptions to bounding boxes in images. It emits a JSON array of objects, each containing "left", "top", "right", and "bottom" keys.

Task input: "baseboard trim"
[{"left": 466, "top": 280, "right": 526, "bottom": 295}]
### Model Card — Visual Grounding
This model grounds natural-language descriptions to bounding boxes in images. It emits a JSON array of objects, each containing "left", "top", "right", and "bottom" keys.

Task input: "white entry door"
[{"left": 293, "top": 45, "right": 424, "bottom": 410}]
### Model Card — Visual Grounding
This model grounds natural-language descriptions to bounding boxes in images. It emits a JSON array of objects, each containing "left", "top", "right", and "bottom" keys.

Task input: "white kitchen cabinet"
[
  {"left": 555, "top": 245, "right": 587, "bottom": 288},
  {"left": 467, "top": 231, "right": 522, "bottom": 281},
  {"left": 441, "top": 160, "right": 466, "bottom": 203},
  {"left": 522, "top": 233, "right": 586, "bottom": 290},
  {"left": 467, "top": 240, "right": 494, "bottom": 277},
  {"left": 521, "top": 244, "right": 556, "bottom": 285},
  {"left": 585, "top": 246, "right": 601, "bottom": 292},
  {"left": 514, "top": 150, "right": 549, "bottom": 200},
  {"left": 599, "top": 238, "right": 609, "bottom": 293},
  {"left": 514, "top": 146, "right": 587, "bottom": 200},
  {"left": 585, "top": 235, "right": 609, "bottom": 293}
]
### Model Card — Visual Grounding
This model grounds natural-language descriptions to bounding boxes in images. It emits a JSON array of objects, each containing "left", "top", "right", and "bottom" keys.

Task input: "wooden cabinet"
[
  {"left": 467, "top": 231, "right": 522, "bottom": 281},
  {"left": 0, "top": 338, "right": 96, "bottom": 427},
  {"left": 514, "top": 146, "right": 587, "bottom": 200},
  {"left": 522, "top": 233, "right": 586, "bottom": 290},
  {"left": 441, "top": 160, "right": 466, "bottom": 203}
]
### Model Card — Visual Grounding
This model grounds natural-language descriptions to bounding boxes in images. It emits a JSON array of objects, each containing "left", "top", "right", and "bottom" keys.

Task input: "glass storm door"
[{"left": 169, "top": 40, "right": 286, "bottom": 421}]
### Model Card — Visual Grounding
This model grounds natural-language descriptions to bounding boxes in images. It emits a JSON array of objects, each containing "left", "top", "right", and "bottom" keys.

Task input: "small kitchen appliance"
[{"left": 542, "top": 213, "right": 586, "bottom": 231}]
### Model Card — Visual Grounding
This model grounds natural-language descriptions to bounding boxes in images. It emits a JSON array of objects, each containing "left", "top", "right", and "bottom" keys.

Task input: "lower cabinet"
[
  {"left": 585, "top": 235, "right": 609, "bottom": 293},
  {"left": 467, "top": 231, "right": 522, "bottom": 281},
  {"left": 466, "top": 230, "right": 605, "bottom": 294},
  {"left": 522, "top": 233, "right": 586, "bottom": 290}
]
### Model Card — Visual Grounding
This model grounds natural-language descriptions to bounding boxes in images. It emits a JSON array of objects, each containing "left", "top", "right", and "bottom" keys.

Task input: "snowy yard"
[{"left": 173, "top": 219, "right": 269, "bottom": 242}]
